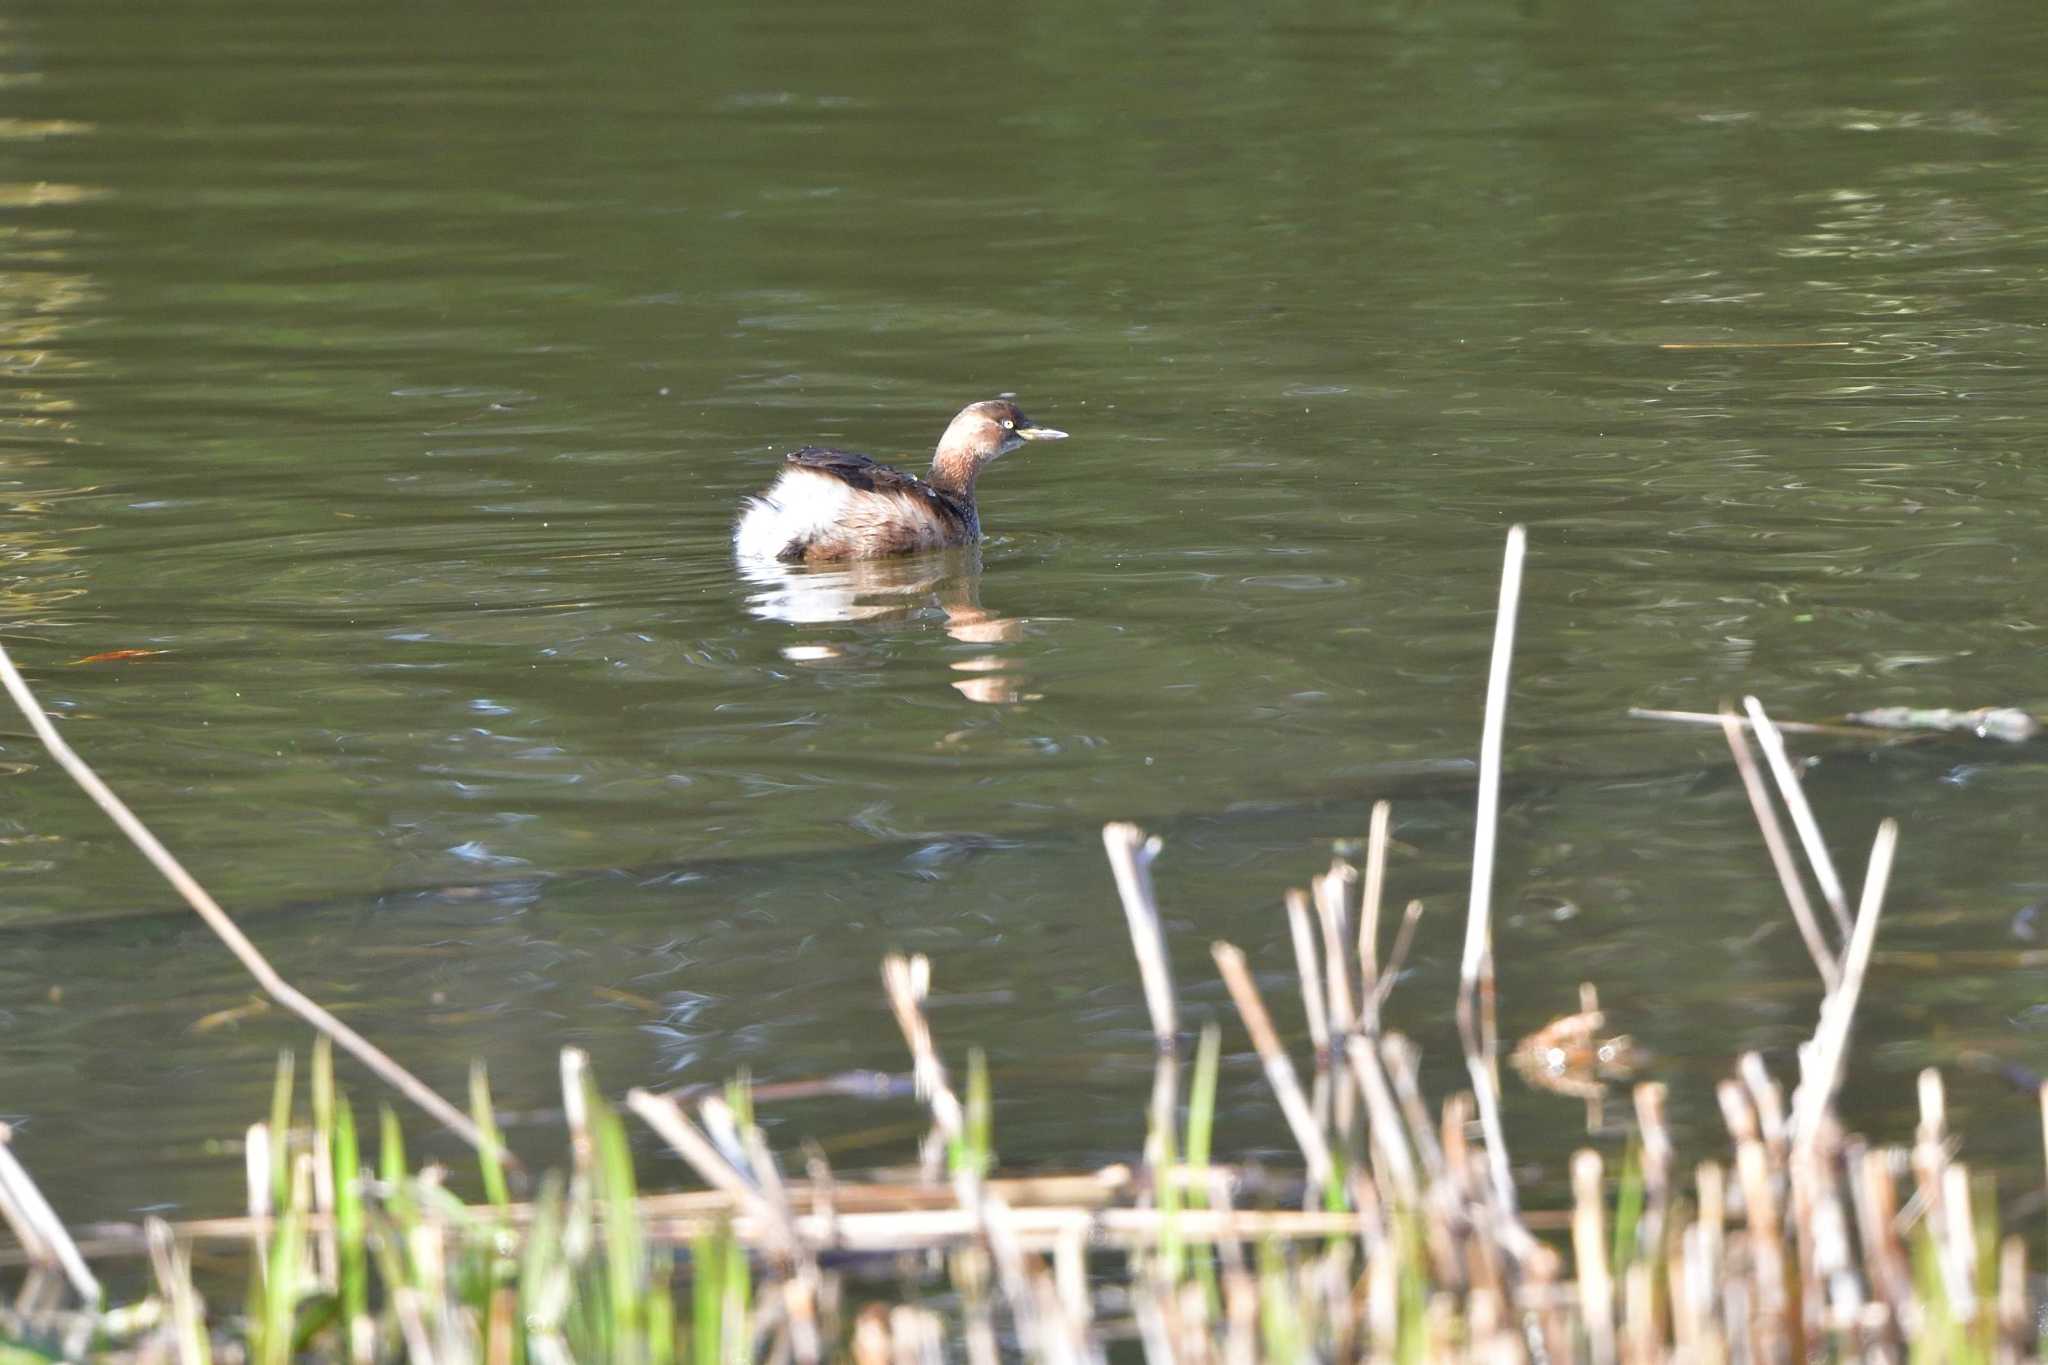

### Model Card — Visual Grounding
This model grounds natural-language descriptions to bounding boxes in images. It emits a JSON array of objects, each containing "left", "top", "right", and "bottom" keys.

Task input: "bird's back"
[{"left": 734, "top": 447, "right": 977, "bottom": 563}]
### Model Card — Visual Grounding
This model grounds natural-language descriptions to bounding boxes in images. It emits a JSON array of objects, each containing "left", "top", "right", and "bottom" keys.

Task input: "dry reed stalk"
[
  {"left": 1314, "top": 864, "right": 1359, "bottom": 1037},
  {"left": 1735, "top": 1139, "right": 1788, "bottom": 1358},
  {"left": 242, "top": 1119, "right": 273, "bottom": 1309},
  {"left": 1850, "top": 1145, "right": 1911, "bottom": 1335},
  {"left": 1623, "top": 1262, "right": 1654, "bottom": 1365},
  {"left": 625, "top": 1089, "right": 794, "bottom": 1251},
  {"left": 1790, "top": 820, "right": 1896, "bottom": 1151},
  {"left": 1368, "top": 899, "right": 1424, "bottom": 1025},
  {"left": 1314, "top": 864, "right": 1361, "bottom": 1147},
  {"left": 1341, "top": 1036, "right": 1418, "bottom": 1206},
  {"left": 559, "top": 1047, "right": 593, "bottom": 1177},
  {"left": 851, "top": 1304, "right": 889, "bottom": 1365},
  {"left": 1669, "top": 1230, "right": 1700, "bottom": 1358},
  {"left": 1739, "top": 1052, "right": 1788, "bottom": 1167},
  {"left": 1379, "top": 1035, "right": 1447, "bottom": 1183},
  {"left": 1743, "top": 695, "right": 1854, "bottom": 938},
  {"left": 1997, "top": 1236, "right": 2026, "bottom": 1357},
  {"left": 1696, "top": 1161, "right": 1725, "bottom": 1324},
  {"left": 1718, "top": 706, "right": 1840, "bottom": 989},
  {"left": 1284, "top": 888, "right": 1332, "bottom": 1066},
  {"left": 0, "top": 1123, "right": 98, "bottom": 1307},
  {"left": 1632, "top": 1083, "right": 1672, "bottom": 1279},
  {"left": 979, "top": 1198, "right": 1056, "bottom": 1364},
  {"left": 1210, "top": 942, "right": 1334, "bottom": 1190},
  {"left": 1792, "top": 1124, "right": 1858, "bottom": 1349},
  {"left": 1457, "top": 524, "right": 1528, "bottom": 1244},
  {"left": 1357, "top": 800, "right": 1391, "bottom": 1032},
  {"left": 1524, "top": 1241, "right": 1573, "bottom": 1364},
  {"left": 1102, "top": 823, "right": 1177, "bottom": 1049},
  {"left": 879, "top": 954, "right": 967, "bottom": 1154},
  {"left": 1631, "top": 706, "right": 1882, "bottom": 737},
  {"left": 143, "top": 1218, "right": 205, "bottom": 1365},
  {"left": 1940, "top": 1163, "right": 1980, "bottom": 1328},
  {"left": 892, "top": 1303, "right": 946, "bottom": 1365},
  {"left": 1716, "top": 1079, "right": 1758, "bottom": 1147},
  {"left": 1572, "top": 1149, "right": 1617, "bottom": 1365},
  {"left": 0, "top": 640, "right": 490, "bottom": 1160},
  {"left": 952, "top": 1245, "right": 999, "bottom": 1365}
]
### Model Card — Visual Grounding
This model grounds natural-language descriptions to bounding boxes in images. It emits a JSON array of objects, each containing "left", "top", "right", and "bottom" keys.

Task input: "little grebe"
[{"left": 733, "top": 399, "right": 1068, "bottom": 563}]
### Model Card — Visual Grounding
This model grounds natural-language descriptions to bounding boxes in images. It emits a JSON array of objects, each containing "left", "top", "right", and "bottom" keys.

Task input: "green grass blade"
[
  {"left": 1186, "top": 1023, "right": 1221, "bottom": 1173},
  {"left": 691, "top": 1228, "right": 723, "bottom": 1365},
  {"left": 1611, "top": 1136, "right": 1645, "bottom": 1271},
  {"left": 592, "top": 1088, "right": 645, "bottom": 1360},
  {"left": 646, "top": 1246, "right": 677, "bottom": 1365},
  {"left": 331, "top": 1089, "right": 368, "bottom": 1342},
  {"left": 267, "top": 1050, "right": 295, "bottom": 1214},
  {"left": 471, "top": 1059, "right": 512, "bottom": 1210}
]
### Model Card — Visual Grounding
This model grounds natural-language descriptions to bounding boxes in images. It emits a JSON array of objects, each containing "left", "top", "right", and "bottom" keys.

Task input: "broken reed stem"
[
  {"left": 1719, "top": 706, "right": 1840, "bottom": 991},
  {"left": 1211, "top": 942, "right": 1334, "bottom": 1189},
  {"left": 0, "top": 1125, "right": 98, "bottom": 1305},
  {"left": 1341, "top": 1036, "right": 1419, "bottom": 1205},
  {"left": 1459, "top": 524, "right": 1523, "bottom": 1000},
  {"left": 1629, "top": 707, "right": 1887, "bottom": 739},
  {"left": 1102, "top": 822, "right": 1184, "bottom": 1182},
  {"left": 1744, "top": 695, "right": 1854, "bottom": 939},
  {"left": 0, "top": 640, "right": 491, "bottom": 1160},
  {"left": 1370, "top": 900, "right": 1425, "bottom": 1023},
  {"left": 1313, "top": 865, "right": 1358, "bottom": 1039},
  {"left": 1571, "top": 1150, "right": 1615, "bottom": 1365},
  {"left": 1284, "top": 889, "right": 1331, "bottom": 1063},
  {"left": 879, "top": 955, "right": 958, "bottom": 1139},
  {"left": 625, "top": 1090, "right": 792, "bottom": 1250},
  {"left": 1102, "top": 823, "right": 1177, "bottom": 1049},
  {"left": 1458, "top": 524, "right": 1527, "bottom": 1232},
  {"left": 1357, "top": 800, "right": 1391, "bottom": 1033},
  {"left": 1791, "top": 820, "right": 1897, "bottom": 1152}
]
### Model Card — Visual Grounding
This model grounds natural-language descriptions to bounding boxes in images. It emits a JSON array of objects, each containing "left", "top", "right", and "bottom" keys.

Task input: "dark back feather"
[{"left": 785, "top": 447, "right": 973, "bottom": 519}]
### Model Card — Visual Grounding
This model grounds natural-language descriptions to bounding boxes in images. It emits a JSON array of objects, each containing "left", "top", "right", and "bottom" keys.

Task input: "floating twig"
[{"left": 0, "top": 639, "right": 492, "bottom": 1160}]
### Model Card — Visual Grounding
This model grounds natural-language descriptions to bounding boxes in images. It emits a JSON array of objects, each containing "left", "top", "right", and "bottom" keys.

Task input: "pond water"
[{"left": 3, "top": 0, "right": 2048, "bottom": 1224}]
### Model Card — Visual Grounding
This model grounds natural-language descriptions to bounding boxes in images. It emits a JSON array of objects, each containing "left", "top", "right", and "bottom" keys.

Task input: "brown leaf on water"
[{"left": 68, "top": 648, "right": 167, "bottom": 665}]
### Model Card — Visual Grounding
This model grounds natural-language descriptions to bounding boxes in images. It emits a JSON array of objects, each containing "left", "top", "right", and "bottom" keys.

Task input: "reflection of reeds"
[{"left": 0, "top": 530, "right": 2039, "bottom": 1359}]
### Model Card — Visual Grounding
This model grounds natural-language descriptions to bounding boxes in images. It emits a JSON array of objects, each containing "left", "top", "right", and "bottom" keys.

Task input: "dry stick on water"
[
  {"left": 1719, "top": 706, "right": 1840, "bottom": 991},
  {"left": 0, "top": 640, "right": 491, "bottom": 1158},
  {"left": 1456, "top": 524, "right": 1531, "bottom": 1237},
  {"left": 1744, "top": 694, "right": 1854, "bottom": 940}
]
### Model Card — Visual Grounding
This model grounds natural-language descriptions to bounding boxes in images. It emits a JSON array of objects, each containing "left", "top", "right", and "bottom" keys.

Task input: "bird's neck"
[{"left": 929, "top": 448, "right": 982, "bottom": 500}]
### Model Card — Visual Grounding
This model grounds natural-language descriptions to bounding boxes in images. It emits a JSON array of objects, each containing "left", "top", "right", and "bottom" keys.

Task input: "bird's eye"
[{"left": 1002, "top": 419, "right": 1015, "bottom": 429}]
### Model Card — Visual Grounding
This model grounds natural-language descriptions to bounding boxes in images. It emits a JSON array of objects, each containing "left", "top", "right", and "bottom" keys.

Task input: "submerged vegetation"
[{"left": 1, "top": 529, "right": 2042, "bottom": 1361}]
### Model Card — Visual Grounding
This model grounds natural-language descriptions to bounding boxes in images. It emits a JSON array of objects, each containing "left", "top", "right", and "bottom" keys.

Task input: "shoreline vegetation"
[{"left": 2, "top": 527, "right": 2041, "bottom": 1362}]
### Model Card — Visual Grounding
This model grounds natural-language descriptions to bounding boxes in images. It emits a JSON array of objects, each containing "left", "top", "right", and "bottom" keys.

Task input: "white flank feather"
[{"left": 732, "top": 467, "right": 854, "bottom": 561}]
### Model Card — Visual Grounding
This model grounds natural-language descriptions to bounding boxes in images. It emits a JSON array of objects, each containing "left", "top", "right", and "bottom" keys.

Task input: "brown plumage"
[{"left": 733, "top": 400, "right": 1068, "bottom": 563}]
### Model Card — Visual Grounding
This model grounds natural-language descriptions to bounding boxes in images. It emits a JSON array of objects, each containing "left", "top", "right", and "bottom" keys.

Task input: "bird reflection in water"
[{"left": 737, "top": 546, "right": 1038, "bottom": 704}]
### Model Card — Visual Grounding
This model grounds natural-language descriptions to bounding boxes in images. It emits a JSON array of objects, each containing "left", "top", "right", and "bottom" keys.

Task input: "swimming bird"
[{"left": 733, "top": 399, "right": 1068, "bottom": 563}]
